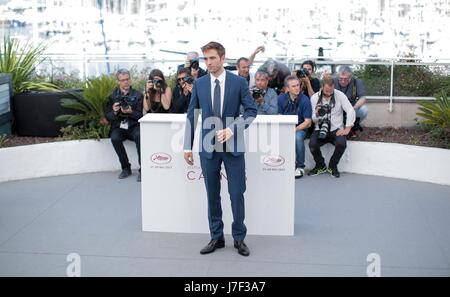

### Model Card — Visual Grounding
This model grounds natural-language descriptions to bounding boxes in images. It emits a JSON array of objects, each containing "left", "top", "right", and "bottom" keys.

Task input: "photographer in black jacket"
[
  {"left": 105, "top": 69, "right": 144, "bottom": 182},
  {"left": 171, "top": 67, "right": 194, "bottom": 113},
  {"left": 177, "top": 51, "right": 207, "bottom": 80}
]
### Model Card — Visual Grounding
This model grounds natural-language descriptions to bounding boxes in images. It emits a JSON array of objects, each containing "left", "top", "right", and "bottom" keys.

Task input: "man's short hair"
[
  {"left": 187, "top": 51, "right": 199, "bottom": 58},
  {"left": 322, "top": 76, "right": 335, "bottom": 88},
  {"left": 116, "top": 68, "right": 130, "bottom": 79},
  {"left": 177, "top": 67, "right": 190, "bottom": 76},
  {"left": 284, "top": 75, "right": 299, "bottom": 87},
  {"left": 236, "top": 57, "right": 250, "bottom": 67},
  {"left": 255, "top": 71, "right": 269, "bottom": 80},
  {"left": 201, "top": 41, "right": 225, "bottom": 57},
  {"left": 337, "top": 65, "right": 353, "bottom": 76}
]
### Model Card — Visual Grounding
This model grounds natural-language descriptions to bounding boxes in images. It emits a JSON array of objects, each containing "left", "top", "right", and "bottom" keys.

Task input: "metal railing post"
[{"left": 389, "top": 59, "right": 395, "bottom": 112}]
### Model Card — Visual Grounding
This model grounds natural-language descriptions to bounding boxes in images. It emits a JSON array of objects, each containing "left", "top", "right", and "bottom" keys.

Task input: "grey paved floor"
[{"left": 0, "top": 171, "right": 449, "bottom": 277}]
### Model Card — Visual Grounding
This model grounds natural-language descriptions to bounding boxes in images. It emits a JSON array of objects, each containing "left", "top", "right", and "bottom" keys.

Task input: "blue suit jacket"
[{"left": 184, "top": 71, "right": 257, "bottom": 159}]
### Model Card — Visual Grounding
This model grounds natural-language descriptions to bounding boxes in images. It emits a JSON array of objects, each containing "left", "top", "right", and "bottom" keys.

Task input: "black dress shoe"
[
  {"left": 234, "top": 240, "right": 250, "bottom": 256},
  {"left": 200, "top": 238, "right": 225, "bottom": 254},
  {"left": 118, "top": 168, "right": 132, "bottom": 179}
]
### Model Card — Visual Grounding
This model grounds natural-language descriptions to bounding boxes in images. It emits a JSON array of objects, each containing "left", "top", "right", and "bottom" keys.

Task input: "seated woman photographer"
[{"left": 143, "top": 69, "right": 172, "bottom": 114}]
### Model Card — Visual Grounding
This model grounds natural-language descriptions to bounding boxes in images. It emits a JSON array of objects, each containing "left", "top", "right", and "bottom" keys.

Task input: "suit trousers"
[{"left": 200, "top": 152, "right": 247, "bottom": 241}]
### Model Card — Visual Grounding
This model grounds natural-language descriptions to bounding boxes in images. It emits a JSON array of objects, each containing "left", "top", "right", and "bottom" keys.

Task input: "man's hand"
[
  {"left": 216, "top": 128, "right": 233, "bottom": 144},
  {"left": 113, "top": 102, "right": 121, "bottom": 113},
  {"left": 256, "top": 95, "right": 264, "bottom": 105},
  {"left": 336, "top": 127, "right": 351, "bottom": 136},
  {"left": 184, "top": 59, "right": 191, "bottom": 69},
  {"left": 253, "top": 46, "right": 265, "bottom": 55},
  {"left": 183, "top": 83, "right": 193, "bottom": 96},
  {"left": 301, "top": 76, "right": 310, "bottom": 85},
  {"left": 184, "top": 152, "right": 194, "bottom": 166},
  {"left": 191, "top": 68, "right": 199, "bottom": 79},
  {"left": 315, "top": 105, "right": 321, "bottom": 116}
]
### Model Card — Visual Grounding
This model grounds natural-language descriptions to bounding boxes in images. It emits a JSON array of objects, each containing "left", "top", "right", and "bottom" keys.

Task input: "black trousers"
[
  {"left": 309, "top": 130, "right": 347, "bottom": 169},
  {"left": 110, "top": 126, "right": 141, "bottom": 170}
]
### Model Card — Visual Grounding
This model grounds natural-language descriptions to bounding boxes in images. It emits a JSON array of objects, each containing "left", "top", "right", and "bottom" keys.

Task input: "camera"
[
  {"left": 318, "top": 104, "right": 332, "bottom": 117},
  {"left": 295, "top": 68, "right": 310, "bottom": 79},
  {"left": 251, "top": 88, "right": 266, "bottom": 100},
  {"left": 183, "top": 76, "right": 195, "bottom": 84},
  {"left": 153, "top": 79, "right": 164, "bottom": 89},
  {"left": 317, "top": 104, "right": 332, "bottom": 139},
  {"left": 117, "top": 95, "right": 130, "bottom": 110},
  {"left": 190, "top": 58, "right": 199, "bottom": 70}
]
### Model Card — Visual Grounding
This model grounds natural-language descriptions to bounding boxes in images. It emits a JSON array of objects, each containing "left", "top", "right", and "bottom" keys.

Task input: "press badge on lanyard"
[{"left": 120, "top": 120, "right": 129, "bottom": 130}]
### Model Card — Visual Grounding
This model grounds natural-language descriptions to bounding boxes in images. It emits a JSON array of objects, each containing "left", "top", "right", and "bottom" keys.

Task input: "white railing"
[{"left": 38, "top": 53, "right": 450, "bottom": 111}]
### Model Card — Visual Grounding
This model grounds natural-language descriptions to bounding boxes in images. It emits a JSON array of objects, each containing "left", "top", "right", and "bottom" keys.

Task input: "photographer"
[
  {"left": 308, "top": 77, "right": 355, "bottom": 178},
  {"left": 234, "top": 57, "right": 255, "bottom": 88},
  {"left": 250, "top": 71, "right": 278, "bottom": 115},
  {"left": 278, "top": 76, "right": 312, "bottom": 179},
  {"left": 105, "top": 69, "right": 144, "bottom": 182},
  {"left": 333, "top": 65, "right": 368, "bottom": 137},
  {"left": 177, "top": 51, "right": 207, "bottom": 80},
  {"left": 171, "top": 68, "right": 194, "bottom": 114},
  {"left": 296, "top": 60, "right": 321, "bottom": 98},
  {"left": 143, "top": 69, "right": 172, "bottom": 114},
  {"left": 258, "top": 58, "right": 291, "bottom": 95}
]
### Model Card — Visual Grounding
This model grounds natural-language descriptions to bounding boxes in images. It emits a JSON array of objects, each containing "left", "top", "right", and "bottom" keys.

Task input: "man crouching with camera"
[
  {"left": 105, "top": 68, "right": 144, "bottom": 182},
  {"left": 251, "top": 71, "right": 278, "bottom": 115},
  {"left": 308, "top": 77, "right": 355, "bottom": 178}
]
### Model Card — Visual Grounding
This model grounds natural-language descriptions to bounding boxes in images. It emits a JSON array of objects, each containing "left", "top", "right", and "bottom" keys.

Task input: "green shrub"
[
  {"left": 417, "top": 91, "right": 450, "bottom": 129},
  {"left": 416, "top": 91, "right": 450, "bottom": 146},
  {"left": 0, "top": 134, "right": 7, "bottom": 148},
  {"left": 354, "top": 64, "right": 390, "bottom": 96},
  {"left": 354, "top": 63, "right": 450, "bottom": 97},
  {"left": 59, "top": 125, "right": 103, "bottom": 141},
  {"left": 0, "top": 37, "right": 59, "bottom": 93},
  {"left": 56, "top": 75, "right": 117, "bottom": 138}
]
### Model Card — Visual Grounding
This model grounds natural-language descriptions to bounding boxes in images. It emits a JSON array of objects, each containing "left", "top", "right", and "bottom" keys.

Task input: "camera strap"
[
  {"left": 318, "top": 91, "right": 335, "bottom": 109},
  {"left": 283, "top": 94, "right": 300, "bottom": 115},
  {"left": 350, "top": 79, "right": 358, "bottom": 105}
]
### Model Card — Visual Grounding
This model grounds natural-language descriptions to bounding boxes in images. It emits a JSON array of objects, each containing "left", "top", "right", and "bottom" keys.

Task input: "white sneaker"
[{"left": 295, "top": 168, "right": 304, "bottom": 179}]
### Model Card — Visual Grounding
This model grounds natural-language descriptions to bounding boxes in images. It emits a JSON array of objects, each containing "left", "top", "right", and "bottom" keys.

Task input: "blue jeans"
[
  {"left": 295, "top": 130, "right": 307, "bottom": 169},
  {"left": 356, "top": 105, "right": 368, "bottom": 123}
]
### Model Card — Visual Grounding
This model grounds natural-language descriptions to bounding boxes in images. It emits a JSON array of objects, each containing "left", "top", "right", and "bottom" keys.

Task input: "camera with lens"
[
  {"left": 295, "top": 68, "right": 310, "bottom": 79},
  {"left": 116, "top": 95, "right": 130, "bottom": 111},
  {"left": 318, "top": 104, "right": 332, "bottom": 117},
  {"left": 153, "top": 79, "right": 164, "bottom": 89},
  {"left": 183, "top": 76, "right": 195, "bottom": 84},
  {"left": 251, "top": 88, "right": 266, "bottom": 100},
  {"left": 317, "top": 104, "right": 332, "bottom": 139},
  {"left": 190, "top": 58, "right": 199, "bottom": 70}
]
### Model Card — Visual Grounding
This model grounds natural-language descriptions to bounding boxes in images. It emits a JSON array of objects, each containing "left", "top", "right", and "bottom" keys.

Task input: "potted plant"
[{"left": 0, "top": 36, "right": 76, "bottom": 137}]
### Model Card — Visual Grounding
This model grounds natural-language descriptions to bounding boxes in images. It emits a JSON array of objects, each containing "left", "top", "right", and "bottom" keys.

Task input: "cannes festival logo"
[
  {"left": 262, "top": 155, "right": 285, "bottom": 167},
  {"left": 151, "top": 153, "right": 172, "bottom": 165}
]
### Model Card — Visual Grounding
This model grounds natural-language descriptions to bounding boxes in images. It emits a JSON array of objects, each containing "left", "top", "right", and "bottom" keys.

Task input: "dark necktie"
[
  {"left": 213, "top": 79, "right": 221, "bottom": 117},
  {"left": 213, "top": 79, "right": 224, "bottom": 152}
]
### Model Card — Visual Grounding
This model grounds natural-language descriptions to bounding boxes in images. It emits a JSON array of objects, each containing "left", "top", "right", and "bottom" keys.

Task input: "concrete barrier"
[{"left": 1, "top": 138, "right": 449, "bottom": 186}]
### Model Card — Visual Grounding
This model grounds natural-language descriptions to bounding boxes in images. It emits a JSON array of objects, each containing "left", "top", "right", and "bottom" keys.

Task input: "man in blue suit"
[{"left": 184, "top": 41, "right": 257, "bottom": 257}]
